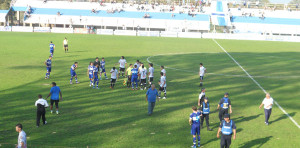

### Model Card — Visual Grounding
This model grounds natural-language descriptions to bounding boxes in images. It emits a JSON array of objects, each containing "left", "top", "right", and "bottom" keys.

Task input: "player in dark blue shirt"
[
  {"left": 100, "top": 57, "right": 108, "bottom": 80},
  {"left": 189, "top": 106, "right": 202, "bottom": 148},
  {"left": 49, "top": 41, "right": 55, "bottom": 57},
  {"left": 70, "top": 62, "right": 79, "bottom": 84},
  {"left": 93, "top": 64, "right": 99, "bottom": 89},
  {"left": 130, "top": 65, "right": 139, "bottom": 90},
  {"left": 44, "top": 56, "right": 52, "bottom": 79}
]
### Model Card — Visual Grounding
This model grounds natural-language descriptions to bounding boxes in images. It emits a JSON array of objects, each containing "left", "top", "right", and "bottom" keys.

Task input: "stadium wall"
[{"left": 1, "top": 26, "right": 300, "bottom": 42}]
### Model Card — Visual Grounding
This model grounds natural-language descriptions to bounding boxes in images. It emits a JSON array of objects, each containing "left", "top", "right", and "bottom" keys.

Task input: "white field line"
[
  {"left": 146, "top": 53, "right": 300, "bottom": 79},
  {"left": 212, "top": 39, "right": 300, "bottom": 129}
]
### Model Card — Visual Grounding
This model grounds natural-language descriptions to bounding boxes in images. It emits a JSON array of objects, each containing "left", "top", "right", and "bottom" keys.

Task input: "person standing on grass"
[
  {"left": 44, "top": 56, "right": 52, "bottom": 79},
  {"left": 63, "top": 37, "right": 68, "bottom": 53},
  {"left": 158, "top": 72, "right": 167, "bottom": 99},
  {"left": 110, "top": 67, "right": 118, "bottom": 89},
  {"left": 131, "top": 65, "right": 139, "bottom": 90},
  {"left": 259, "top": 93, "right": 273, "bottom": 125},
  {"left": 46, "top": 82, "right": 62, "bottom": 114},
  {"left": 201, "top": 97, "right": 212, "bottom": 131},
  {"left": 189, "top": 106, "right": 202, "bottom": 148},
  {"left": 87, "top": 62, "right": 94, "bottom": 87},
  {"left": 199, "top": 63, "right": 206, "bottom": 87},
  {"left": 217, "top": 114, "right": 236, "bottom": 148},
  {"left": 100, "top": 57, "right": 108, "bottom": 80},
  {"left": 125, "top": 64, "right": 133, "bottom": 88},
  {"left": 94, "top": 57, "right": 101, "bottom": 72},
  {"left": 117, "top": 56, "right": 127, "bottom": 78},
  {"left": 49, "top": 41, "right": 55, "bottom": 57},
  {"left": 146, "top": 84, "right": 159, "bottom": 116},
  {"left": 198, "top": 88, "right": 206, "bottom": 107},
  {"left": 70, "top": 62, "right": 79, "bottom": 84},
  {"left": 16, "top": 123, "right": 27, "bottom": 148},
  {"left": 93, "top": 63, "right": 100, "bottom": 89},
  {"left": 139, "top": 65, "right": 147, "bottom": 90},
  {"left": 160, "top": 65, "right": 166, "bottom": 76},
  {"left": 217, "top": 93, "right": 232, "bottom": 122},
  {"left": 35, "top": 94, "right": 49, "bottom": 127},
  {"left": 148, "top": 63, "right": 154, "bottom": 88}
]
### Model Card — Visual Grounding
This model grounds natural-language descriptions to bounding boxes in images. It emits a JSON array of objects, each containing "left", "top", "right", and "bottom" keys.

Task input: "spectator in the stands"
[
  {"left": 43, "top": 0, "right": 47, "bottom": 4},
  {"left": 91, "top": 9, "right": 96, "bottom": 13},
  {"left": 57, "top": 11, "right": 61, "bottom": 16}
]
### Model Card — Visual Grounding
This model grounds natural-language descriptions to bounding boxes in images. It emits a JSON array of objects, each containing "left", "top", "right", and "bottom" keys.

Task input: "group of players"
[{"left": 44, "top": 41, "right": 168, "bottom": 98}]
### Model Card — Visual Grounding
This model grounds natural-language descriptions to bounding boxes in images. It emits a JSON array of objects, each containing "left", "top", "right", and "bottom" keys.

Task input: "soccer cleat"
[
  {"left": 50, "top": 110, "right": 53, "bottom": 114},
  {"left": 158, "top": 97, "right": 161, "bottom": 99},
  {"left": 198, "top": 143, "right": 200, "bottom": 147},
  {"left": 76, "top": 82, "right": 80, "bottom": 84},
  {"left": 163, "top": 97, "right": 166, "bottom": 99},
  {"left": 207, "top": 127, "right": 212, "bottom": 131},
  {"left": 140, "top": 88, "right": 143, "bottom": 90},
  {"left": 96, "top": 87, "right": 100, "bottom": 89},
  {"left": 56, "top": 111, "right": 59, "bottom": 115},
  {"left": 70, "top": 81, "right": 73, "bottom": 84},
  {"left": 100, "top": 77, "right": 102, "bottom": 80},
  {"left": 44, "top": 121, "right": 47, "bottom": 125},
  {"left": 191, "top": 145, "right": 196, "bottom": 148},
  {"left": 93, "top": 86, "right": 95, "bottom": 89},
  {"left": 266, "top": 122, "right": 269, "bottom": 125},
  {"left": 105, "top": 77, "right": 108, "bottom": 80}
]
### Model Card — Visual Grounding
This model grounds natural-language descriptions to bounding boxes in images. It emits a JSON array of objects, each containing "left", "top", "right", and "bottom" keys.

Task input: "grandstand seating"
[{"left": 0, "top": 10, "right": 9, "bottom": 23}]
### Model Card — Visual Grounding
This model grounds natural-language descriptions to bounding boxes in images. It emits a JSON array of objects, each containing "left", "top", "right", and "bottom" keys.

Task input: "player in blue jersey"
[
  {"left": 49, "top": 41, "right": 55, "bottom": 57},
  {"left": 70, "top": 62, "right": 79, "bottom": 84},
  {"left": 87, "top": 62, "right": 94, "bottom": 87},
  {"left": 100, "top": 57, "right": 108, "bottom": 80},
  {"left": 130, "top": 65, "right": 139, "bottom": 90},
  {"left": 44, "top": 56, "right": 52, "bottom": 79},
  {"left": 189, "top": 106, "right": 202, "bottom": 148},
  {"left": 93, "top": 63, "right": 100, "bottom": 89}
]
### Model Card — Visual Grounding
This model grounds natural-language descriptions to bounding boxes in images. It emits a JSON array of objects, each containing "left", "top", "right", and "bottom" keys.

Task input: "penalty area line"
[{"left": 212, "top": 38, "right": 300, "bottom": 129}]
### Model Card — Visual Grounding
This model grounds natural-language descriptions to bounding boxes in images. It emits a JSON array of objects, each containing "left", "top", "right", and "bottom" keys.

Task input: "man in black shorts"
[
  {"left": 94, "top": 57, "right": 101, "bottom": 71},
  {"left": 46, "top": 82, "right": 62, "bottom": 114},
  {"left": 63, "top": 37, "right": 68, "bottom": 53}
]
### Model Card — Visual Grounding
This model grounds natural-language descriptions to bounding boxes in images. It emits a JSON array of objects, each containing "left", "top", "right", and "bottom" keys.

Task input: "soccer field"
[{"left": 0, "top": 32, "right": 300, "bottom": 148}]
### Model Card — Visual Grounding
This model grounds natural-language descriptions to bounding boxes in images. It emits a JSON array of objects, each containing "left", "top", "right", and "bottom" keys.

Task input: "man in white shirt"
[
  {"left": 117, "top": 56, "right": 127, "bottom": 78},
  {"left": 259, "top": 93, "right": 274, "bottom": 125},
  {"left": 110, "top": 67, "right": 119, "bottom": 89},
  {"left": 199, "top": 63, "right": 206, "bottom": 87},
  {"left": 148, "top": 63, "right": 154, "bottom": 87},
  {"left": 139, "top": 65, "right": 147, "bottom": 90},
  {"left": 158, "top": 72, "right": 167, "bottom": 99},
  {"left": 35, "top": 94, "right": 49, "bottom": 127},
  {"left": 16, "top": 123, "right": 27, "bottom": 148},
  {"left": 63, "top": 37, "right": 68, "bottom": 53},
  {"left": 160, "top": 66, "right": 166, "bottom": 76}
]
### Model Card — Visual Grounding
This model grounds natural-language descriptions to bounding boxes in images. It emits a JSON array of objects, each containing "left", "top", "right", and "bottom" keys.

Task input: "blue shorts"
[
  {"left": 50, "top": 50, "right": 54, "bottom": 54},
  {"left": 94, "top": 75, "right": 98, "bottom": 81},
  {"left": 200, "top": 76, "right": 204, "bottom": 80},
  {"left": 191, "top": 124, "right": 200, "bottom": 135},
  {"left": 47, "top": 67, "right": 51, "bottom": 72},
  {"left": 89, "top": 74, "right": 93, "bottom": 79},
  {"left": 131, "top": 77, "right": 138, "bottom": 83},
  {"left": 101, "top": 68, "right": 105, "bottom": 73},
  {"left": 71, "top": 71, "right": 76, "bottom": 77}
]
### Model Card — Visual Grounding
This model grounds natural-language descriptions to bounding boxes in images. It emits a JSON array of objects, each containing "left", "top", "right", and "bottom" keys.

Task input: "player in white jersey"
[
  {"left": 158, "top": 72, "right": 167, "bottom": 99},
  {"left": 160, "top": 66, "right": 166, "bottom": 76},
  {"left": 87, "top": 62, "right": 94, "bottom": 87},
  {"left": 116, "top": 56, "right": 127, "bottom": 78},
  {"left": 199, "top": 63, "right": 206, "bottom": 87},
  {"left": 148, "top": 63, "right": 154, "bottom": 88},
  {"left": 139, "top": 65, "right": 147, "bottom": 90},
  {"left": 63, "top": 37, "right": 68, "bottom": 53},
  {"left": 110, "top": 67, "right": 118, "bottom": 89}
]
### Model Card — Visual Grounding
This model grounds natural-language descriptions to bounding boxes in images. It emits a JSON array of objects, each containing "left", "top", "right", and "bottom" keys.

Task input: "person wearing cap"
[
  {"left": 217, "top": 93, "right": 232, "bottom": 122},
  {"left": 217, "top": 114, "right": 236, "bottom": 148},
  {"left": 201, "top": 97, "right": 212, "bottom": 131},
  {"left": 189, "top": 106, "right": 202, "bottom": 148},
  {"left": 35, "top": 94, "right": 49, "bottom": 127},
  {"left": 94, "top": 57, "right": 101, "bottom": 71},
  {"left": 198, "top": 88, "right": 205, "bottom": 107},
  {"left": 259, "top": 93, "right": 273, "bottom": 125}
]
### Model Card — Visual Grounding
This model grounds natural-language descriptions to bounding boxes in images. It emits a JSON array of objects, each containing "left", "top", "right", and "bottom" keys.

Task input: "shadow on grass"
[
  {"left": 269, "top": 112, "right": 296, "bottom": 125},
  {"left": 239, "top": 136, "right": 273, "bottom": 148}
]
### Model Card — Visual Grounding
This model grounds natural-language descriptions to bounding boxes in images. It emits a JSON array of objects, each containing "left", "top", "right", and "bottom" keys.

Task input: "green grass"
[{"left": 0, "top": 32, "right": 300, "bottom": 148}]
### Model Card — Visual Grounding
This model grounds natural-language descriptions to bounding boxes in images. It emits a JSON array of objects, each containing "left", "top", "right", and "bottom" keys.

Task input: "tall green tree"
[{"left": 0, "top": 0, "right": 11, "bottom": 10}]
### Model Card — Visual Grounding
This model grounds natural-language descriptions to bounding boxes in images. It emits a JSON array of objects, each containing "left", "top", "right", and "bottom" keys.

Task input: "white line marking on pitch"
[{"left": 212, "top": 39, "right": 300, "bottom": 129}]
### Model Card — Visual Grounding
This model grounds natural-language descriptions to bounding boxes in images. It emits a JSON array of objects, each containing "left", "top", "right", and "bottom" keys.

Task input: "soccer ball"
[{"left": 123, "top": 80, "right": 127, "bottom": 86}]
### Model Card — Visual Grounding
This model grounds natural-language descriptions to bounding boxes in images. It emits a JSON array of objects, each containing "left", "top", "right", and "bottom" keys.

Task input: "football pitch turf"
[{"left": 0, "top": 32, "right": 300, "bottom": 148}]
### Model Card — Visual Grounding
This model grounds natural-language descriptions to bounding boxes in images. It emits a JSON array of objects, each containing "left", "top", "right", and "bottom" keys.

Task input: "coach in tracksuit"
[
  {"left": 217, "top": 114, "right": 236, "bottom": 148},
  {"left": 201, "top": 97, "right": 212, "bottom": 131},
  {"left": 35, "top": 94, "right": 49, "bottom": 127},
  {"left": 217, "top": 93, "right": 232, "bottom": 122}
]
